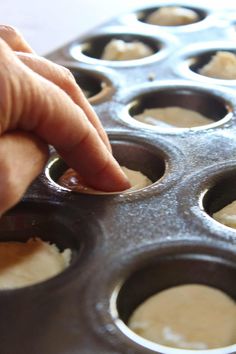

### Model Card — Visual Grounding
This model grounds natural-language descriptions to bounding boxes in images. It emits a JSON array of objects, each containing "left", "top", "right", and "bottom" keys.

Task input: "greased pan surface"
[{"left": 2, "top": 1, "right": 236, "bottom": 353}]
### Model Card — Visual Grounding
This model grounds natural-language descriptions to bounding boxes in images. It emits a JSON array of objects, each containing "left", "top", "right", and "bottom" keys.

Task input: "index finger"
[
  {"left": 0, "top": 39, "right": 130, "bottom": 192},
  {"left": 0, "top": 25, "right": 34, "bottom": 53},
  {"left": 35, "top": 80, "right": 130, "bottom": 192},
  {"left": 16, "top": 52, "right": 111, "bottom": 152}
]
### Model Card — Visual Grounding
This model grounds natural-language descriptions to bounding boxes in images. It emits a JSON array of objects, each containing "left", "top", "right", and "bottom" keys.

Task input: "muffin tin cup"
[
  {"left": 0, "top": 199, "right": 104, "bottom": 293},
  {"left": 114, "top": 80, "right": 234, "bottom": 133},
  {"left": 86, "top": 241, "right": 236, "bottom": 354},
  {"left": 173, "top": 43, "right": 236, "bottom": 86},
  {"left": 178, "top": 161, "right": 236, "bottom": 242},
  {"left": 0, "top": 200, "right": 108, "bottom": 354},
  {"left": 120, "top": 3, "right": 213, "bottom": 33},
  {"left": 44, "top": 131, "right": 185, "bottom": 200},
  {"left": 68, "top": 26, "right": 177, "bottom": 68}
]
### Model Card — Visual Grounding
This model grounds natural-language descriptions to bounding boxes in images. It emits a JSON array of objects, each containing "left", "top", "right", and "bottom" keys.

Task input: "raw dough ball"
[
  {"left": 134, "top": 107, "right": 213, "bottom": 128},
  {"left": 0, "top": 238, "right": 71, "bottom": 289},
  {"left": 101, "top": 39, "right": 153, "bottom": 61},
  {"left": 213, "top": 200, "right": 236, "bottom": 228},
  {"left": 128, "top": 284, "right": 236, "bottom": 350},
  {"left": 199, "top": 51, "right": 236, "bottom": 79},
  {"left": 146, "top": 7, "right": 199, "bottom": 26},
  {"left": 58, "top": 166, "right": 152, "bottom": 194}
]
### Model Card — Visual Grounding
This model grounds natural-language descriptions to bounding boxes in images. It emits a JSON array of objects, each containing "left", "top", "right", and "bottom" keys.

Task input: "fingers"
[
  {"left": 0, "top": 25, "right": 34, "bottom": 53},
  {"left": 0, "top": 132, "right": 48, "bottom": 215},
  {"left": 33, "top": 83, "right": 130, "bottom": 191},
  {"left": 0, "top": 39, "right": 130, "bottom": 192},
  {"left": 16, "top": 52, "right": 111, "bottom": 152}
]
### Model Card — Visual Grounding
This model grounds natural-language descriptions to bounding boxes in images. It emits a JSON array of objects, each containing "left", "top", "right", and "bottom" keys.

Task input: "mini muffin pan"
[{"left": 2, "top": 1, "right": 236, "bottom": 353}]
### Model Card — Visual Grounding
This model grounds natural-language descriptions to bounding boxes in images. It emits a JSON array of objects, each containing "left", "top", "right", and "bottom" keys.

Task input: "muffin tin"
[{"left": 2, "top": 1, "right": 236, "bottom": 353}]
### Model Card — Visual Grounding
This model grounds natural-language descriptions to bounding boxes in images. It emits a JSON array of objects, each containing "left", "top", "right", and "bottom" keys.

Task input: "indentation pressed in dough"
[
  {"left": 128, "top": 284, "right": 236, "bottom": 350},
  {"left": 58, "top": 166, "right": 152, "bottom": 194}
]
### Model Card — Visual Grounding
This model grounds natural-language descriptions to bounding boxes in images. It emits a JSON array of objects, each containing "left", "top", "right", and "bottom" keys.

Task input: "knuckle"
[
  {"left": 0, "top": 25, "right": 21, "bottom": 39},
  {"left": 58, "top": 65, "right": 83, "bottom": 95},
  {"left": 61, "top": 67, "right": 77, "bottom": 85}
]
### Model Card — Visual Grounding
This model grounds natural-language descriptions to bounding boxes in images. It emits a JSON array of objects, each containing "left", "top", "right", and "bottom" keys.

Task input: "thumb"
[{"left": 0, "top": 132, "right": 48, "bottom": 215}]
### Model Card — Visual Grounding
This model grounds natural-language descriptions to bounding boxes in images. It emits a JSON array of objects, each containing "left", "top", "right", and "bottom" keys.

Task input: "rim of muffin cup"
[
  {"left": 68, "top": 27, "right": 175, "bottom": 67},
  {"left": 115, "top": 81, "right": 234, "bottom": 133},
  {"left": 88, "top": 241, "right": 236, "bottom": 354},
  {"left": 175, "top": 43, "right": 236, "bottom": 86},
  {"left": 177, "top": 162, "right": 236, "bottom": 240},
  {"left": 200, "top": 164, "right": 236, "bottom": 233}
]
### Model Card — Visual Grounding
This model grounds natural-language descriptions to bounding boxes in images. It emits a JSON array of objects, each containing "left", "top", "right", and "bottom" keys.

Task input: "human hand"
[{"left": 0, "top": 25, "right": 130, "bottom": 214}]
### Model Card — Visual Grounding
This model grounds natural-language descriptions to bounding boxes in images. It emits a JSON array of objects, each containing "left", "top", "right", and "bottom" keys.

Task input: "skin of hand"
[{"left": 0, "top": 25, "right": 130, "bottom": 215}]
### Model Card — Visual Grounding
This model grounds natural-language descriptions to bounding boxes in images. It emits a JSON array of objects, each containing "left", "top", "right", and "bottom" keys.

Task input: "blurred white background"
[
  {"left": 0, "top": 0, "right": 146, "bottom": 55},
  {"left": 0, "top": 0, "right": 235, "bottom": 55}
]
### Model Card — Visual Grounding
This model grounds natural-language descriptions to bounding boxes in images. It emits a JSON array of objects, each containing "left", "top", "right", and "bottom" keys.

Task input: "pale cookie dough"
[
  {"left": 122, "top": 166, "right": 152, "bottom": 190},
  {"left": 128, "top": 284, "right": 236, "bottom": 350},
  {"left": 199, "top": 51, "right": 236, "bottom": 79},
  {"left": 58, "top": 166, "right": 152, "bottom": 194},
  {"left": 101, "top": 39, "right": 153, "bottom": 61},
  {"left": 146, "top": 7, "right": 199, "bottom": 26},
  {"left": 0, "top": 238, "right": 71, "bottom": 289},
  {"left": 213, "top": 200, "right": 236, "bottom": 228},
  {"left": 134, "top": 106, "right": 213, "bottom": 128}
]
